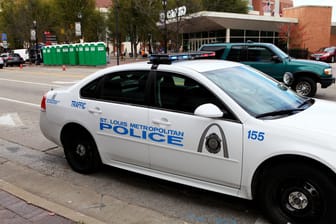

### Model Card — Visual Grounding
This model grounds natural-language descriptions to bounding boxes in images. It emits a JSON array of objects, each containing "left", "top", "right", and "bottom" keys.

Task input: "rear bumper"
[{"left": 39, "top": 112, "right": 62, "bottom": 146}]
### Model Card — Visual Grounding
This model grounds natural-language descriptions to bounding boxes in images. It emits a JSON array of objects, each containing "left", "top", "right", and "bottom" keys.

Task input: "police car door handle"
[
  {"left": 88, "top": 107, "right": 102, "bottom": 114},
  {"left": 152, "top": 118, "right": 171, "bottom": 126}
]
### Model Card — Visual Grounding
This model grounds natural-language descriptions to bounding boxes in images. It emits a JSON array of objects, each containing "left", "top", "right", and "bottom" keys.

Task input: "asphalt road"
[{"left": 0, "top": 63, "right": 335, "bottom": 224}]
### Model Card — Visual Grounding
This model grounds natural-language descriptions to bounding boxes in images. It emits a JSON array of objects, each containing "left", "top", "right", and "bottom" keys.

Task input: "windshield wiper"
[
  {"left": 256, "top": 108, "right": 304, "bottom": 118},
  {"left": 298, "top": 98, "right": 314, "bottom": 108}
]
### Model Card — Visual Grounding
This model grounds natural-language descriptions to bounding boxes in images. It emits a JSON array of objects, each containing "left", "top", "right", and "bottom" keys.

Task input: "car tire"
[
  {"left": 292, "top": 77, "right": 316, "bottom": 97},
  {"left": 257, "top": 162, "right": 336, "bottom": 224},
  {"left": 63, "top": 128, "right": 102, "bottom": 174}
]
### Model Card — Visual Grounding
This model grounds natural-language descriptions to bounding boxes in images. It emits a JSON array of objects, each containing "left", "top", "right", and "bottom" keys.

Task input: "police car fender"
[{"left": 239, "top": 113, "right": 336, "bottom": 199}]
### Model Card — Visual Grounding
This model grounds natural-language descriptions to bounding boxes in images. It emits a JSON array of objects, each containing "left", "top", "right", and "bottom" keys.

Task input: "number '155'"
[{"left": 247, "top": 130, "right": 265, "bottom": 141}]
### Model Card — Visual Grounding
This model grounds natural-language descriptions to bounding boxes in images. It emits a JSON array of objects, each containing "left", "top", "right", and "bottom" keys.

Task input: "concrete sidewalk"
[
  {"left": 0, "top": 189, "right": 74, "bottom": 224},
  {"left": 0, "top": 179, "right": 106, "bottom": 224}
]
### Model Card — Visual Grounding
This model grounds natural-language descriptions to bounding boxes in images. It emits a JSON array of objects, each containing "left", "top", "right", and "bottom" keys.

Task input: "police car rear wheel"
[
  {"left": 63, "top": 130, "right": 102, "bottom": 174},
  {"left": 258, "top": 163, "right": 336, "bottom": 224}
]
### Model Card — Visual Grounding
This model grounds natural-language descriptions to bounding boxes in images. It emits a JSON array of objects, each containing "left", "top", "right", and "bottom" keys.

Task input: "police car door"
[
  {"left": 148, "top": 72, "right": 243, "bottom": 189},
  {"left": 81, "top": 70, "right": 150, "bottom": 167}
]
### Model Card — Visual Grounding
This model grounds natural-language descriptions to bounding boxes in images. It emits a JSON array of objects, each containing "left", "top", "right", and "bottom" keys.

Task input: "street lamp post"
[
  {"left": 148, "top": 33, "right": 152, "bottom": 54},
  {"left": 162, "top": 0, "right": 168, "bottom": 53},
  {"left": 115, "top": 1, "right": 120, "bottom": 65},
  {"left": 33, "top": 20, "right": 40, "bottom": 65},
  {"left": 77, "top": 12, "right": 83, "bottom": 42}
]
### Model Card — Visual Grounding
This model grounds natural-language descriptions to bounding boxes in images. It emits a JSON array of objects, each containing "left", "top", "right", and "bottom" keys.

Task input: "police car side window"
[
  {"left": 80, "top": 77, "right": 103, "bottom": 99},
  {"left": 155, "top": 72, "right": 224, "bottom": 114},
  {"left": 81, "top": 71, "right": 148, "bottom": 105}
]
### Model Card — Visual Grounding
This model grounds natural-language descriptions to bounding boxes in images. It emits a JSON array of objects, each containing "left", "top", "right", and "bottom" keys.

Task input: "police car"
[{"left": 40, "top": 52, "right": 336, "bottom": 224}]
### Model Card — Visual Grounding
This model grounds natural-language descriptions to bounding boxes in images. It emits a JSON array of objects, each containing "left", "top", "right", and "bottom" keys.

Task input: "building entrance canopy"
[{"left": 166, "top": 11, "right": 298, "bottom": 33}]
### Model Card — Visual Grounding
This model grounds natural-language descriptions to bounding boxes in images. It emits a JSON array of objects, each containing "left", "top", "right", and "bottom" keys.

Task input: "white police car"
[{"left": 40, "top": 52, "right": 336, "bottom": 224}]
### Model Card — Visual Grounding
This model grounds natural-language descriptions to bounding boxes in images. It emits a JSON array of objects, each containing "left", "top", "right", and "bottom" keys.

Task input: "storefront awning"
[{"left": 164, "top": 11, "right": 298, "bottom": 33}]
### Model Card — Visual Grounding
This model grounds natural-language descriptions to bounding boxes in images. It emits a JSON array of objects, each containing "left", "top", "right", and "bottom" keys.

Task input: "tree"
[
  {"left": 108, "top": 0, "right": 161, "bottom": 57},
  {"left": 279, "top": 23, "right": 309, "bottom": 52},
  {"left": 165, "top": 0, "right": 203, "bottom": 52},
  {"left": 0, "top": 0, "right": 249, "bottom": 52},
  {"left": 53, "top": 0, "right": 105, "bottom": 43},
  {"left": 0, "top": 0, "right": 56, "bottom": 49}
]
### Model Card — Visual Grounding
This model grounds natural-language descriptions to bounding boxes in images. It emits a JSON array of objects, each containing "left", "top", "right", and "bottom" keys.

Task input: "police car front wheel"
[
  {"left": 258, "top": 162, "right": 336, "bottom": 224},
  {"left": 63, "top": 129, "right": 102, "bottom": 174}
]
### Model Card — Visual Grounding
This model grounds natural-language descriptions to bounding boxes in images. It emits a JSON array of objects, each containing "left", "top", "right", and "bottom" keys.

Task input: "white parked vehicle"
[
  {"left": 40, "top": 52, "right": 336, "bottom": 224},
  {"left": 13, "top": 49, "right": 29, "bottom": 62},
  {"left": 0, "top": 56, "right": 4, "bottom": 68}
]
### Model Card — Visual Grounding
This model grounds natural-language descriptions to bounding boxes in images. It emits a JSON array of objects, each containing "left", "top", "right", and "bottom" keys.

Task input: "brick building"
[
  {"left": 96, "top": 0, "right": 112, "bottom": 9},
  {"left": 283, "top": 6, "right": 333, "bottom": 52},
  {"left": 163, "top": 0, "right": 336, "bottom": 53},
  {"left": 252, "top": 0, "right": 293, "bottom": 16}
]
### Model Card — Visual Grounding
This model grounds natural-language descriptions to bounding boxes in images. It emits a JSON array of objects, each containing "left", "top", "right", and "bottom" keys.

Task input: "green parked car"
[{"left": 199, "top": 42, "right": 335, "bottom": 97}]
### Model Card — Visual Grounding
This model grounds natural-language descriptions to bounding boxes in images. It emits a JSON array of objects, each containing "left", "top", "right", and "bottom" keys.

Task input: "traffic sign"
[{"left": 2, "top": 33, "right": 7, "bottom": 41}]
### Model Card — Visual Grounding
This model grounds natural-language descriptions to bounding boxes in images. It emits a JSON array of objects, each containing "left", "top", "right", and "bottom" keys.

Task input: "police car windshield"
[{"left": 203, "top": 66, "right": 309, "bottom": 118}]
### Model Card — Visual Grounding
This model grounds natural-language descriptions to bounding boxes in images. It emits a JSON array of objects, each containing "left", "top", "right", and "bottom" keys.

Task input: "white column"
[
  {"left": 274, "top": 0, "right": 280, "bottom": 17},
  {"left": 226, "top": 28, "right": 230, "bottom": 43}
]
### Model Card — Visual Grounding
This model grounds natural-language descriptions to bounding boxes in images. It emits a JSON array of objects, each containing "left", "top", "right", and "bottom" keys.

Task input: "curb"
[{"left": 0, "top": 179, "right": 106, "bottom": 224}]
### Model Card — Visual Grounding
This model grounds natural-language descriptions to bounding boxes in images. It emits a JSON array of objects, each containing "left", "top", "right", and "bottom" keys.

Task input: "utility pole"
[
  {"left": 162, "top": 0, "right": 168, "bottom": 53},
  {"left": 115, "top": 1, "right": 120, "bottom": 65}
]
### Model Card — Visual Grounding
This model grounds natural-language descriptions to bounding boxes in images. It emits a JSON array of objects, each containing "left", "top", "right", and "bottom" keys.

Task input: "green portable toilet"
[
  {"left": 96, "top": 42, "right": 107, "bottom": 65},
  {"left": 41, "top": 46, "right": 49, "bottom": 65},
  {"left": 55, "top": 45, "right": 62, "bottom": 65},
  {"left": 88, "top": 43, "right": 96, "bottom": 66},
  {"left": 61, "top": 44, "right": 69, "bottom": 65},
  {"left": 84, "top": 43, "right": 90, "bottom": 65},
  {"left": 69, "top": 44, "right": 78, "bottom": 65},
  {"left": 46, "top": 46, "right": 52, "bottom": 65},
  {"left": 50, "top": 45, "right": 56, "bottom": 65},
  {"left": 78, "top": 44, "right": 85, "bottom": 65}
]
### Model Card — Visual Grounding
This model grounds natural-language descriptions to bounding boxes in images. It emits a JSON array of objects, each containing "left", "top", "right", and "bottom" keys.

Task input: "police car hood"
[{"left": 271, "top": 99, "right": 336, "bottom": 137}]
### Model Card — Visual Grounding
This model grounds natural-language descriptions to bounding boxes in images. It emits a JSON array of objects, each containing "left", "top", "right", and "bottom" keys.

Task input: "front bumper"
[{"left": 320, "top": 77, "right": 336, "bottom": 88}]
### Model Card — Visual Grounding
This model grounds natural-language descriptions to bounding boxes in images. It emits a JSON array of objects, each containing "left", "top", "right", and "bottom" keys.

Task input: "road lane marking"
[
  {"left": 0, "top": 97, "right": 40, "bottom": 108},
  {"left": 3, "top": 67, "right": 91, "bottom": 78},
  {"left": 52, "top": 80, "right": 80, "bottom": 84},
  {"left": 0, "top": 78, "right": 62, "bottom": 87},
  {"left": 0, "top": 113, "right": 24, "bottom": 127}
]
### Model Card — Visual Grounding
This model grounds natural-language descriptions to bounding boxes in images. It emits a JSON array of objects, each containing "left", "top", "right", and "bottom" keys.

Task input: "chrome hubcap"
[
  {"left": 76, "top": 144, "right": 86, "bottom": 156},
  {"left": 296, "top": 82, "right": 311, "bottom": 96},
  {"left": 288, "top": 191, "right": 308, "bottom": 210}
]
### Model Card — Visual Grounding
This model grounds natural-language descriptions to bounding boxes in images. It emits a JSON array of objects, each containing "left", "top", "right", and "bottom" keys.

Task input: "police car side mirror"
[
  {"left": 194, "top": 103, "right": 223, "bottom": 118},
  {"left": 283, "top": 72, "right": 294, "bottom": 86}
]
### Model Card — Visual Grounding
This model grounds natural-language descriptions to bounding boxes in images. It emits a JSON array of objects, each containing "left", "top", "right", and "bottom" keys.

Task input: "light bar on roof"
[{"left": 149, "top": 51, "right": 216, "bottom": 65}]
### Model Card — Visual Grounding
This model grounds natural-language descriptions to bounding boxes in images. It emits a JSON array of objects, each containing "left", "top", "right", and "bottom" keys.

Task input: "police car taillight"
[{"left": 41, "top": 94, "right": 47, "bottom": 112}]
